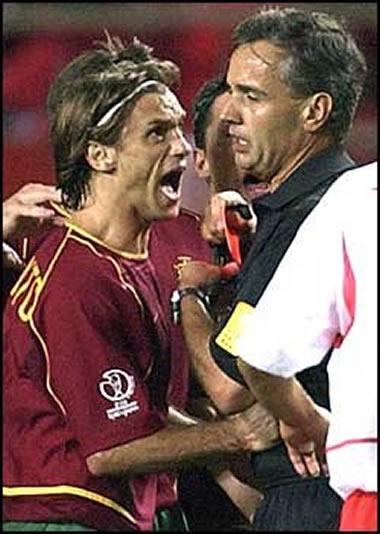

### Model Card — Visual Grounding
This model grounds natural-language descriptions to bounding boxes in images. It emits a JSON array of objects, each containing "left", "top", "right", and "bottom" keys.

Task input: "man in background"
[{"left": 177, "top": 77, "right": 262, "bottom": 531}]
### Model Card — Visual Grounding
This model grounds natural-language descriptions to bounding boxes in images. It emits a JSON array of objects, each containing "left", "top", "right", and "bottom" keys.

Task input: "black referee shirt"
[{"left": 210, "top": 144, "right": 356, "bottom": 489}]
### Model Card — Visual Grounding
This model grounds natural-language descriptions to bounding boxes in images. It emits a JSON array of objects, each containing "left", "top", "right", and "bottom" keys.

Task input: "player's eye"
[{"left": 148, "top": 126, "right": 166, "bottom": 141}]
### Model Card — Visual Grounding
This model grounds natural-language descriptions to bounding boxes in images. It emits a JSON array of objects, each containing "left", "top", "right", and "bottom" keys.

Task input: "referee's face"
[{"left": 223, "top": 40, "right": 310, "bottom": 187}]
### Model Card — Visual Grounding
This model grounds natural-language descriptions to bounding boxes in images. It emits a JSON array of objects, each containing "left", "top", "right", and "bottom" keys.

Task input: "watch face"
[
  {"left": 171, "top": 290, "right": 181, "bottom": 324},
  {"left": 171, "top": 289, "right": 180, "bottom": 302},
  {"left": 171, "top": 287, "right": 205, "bottom": 325}
]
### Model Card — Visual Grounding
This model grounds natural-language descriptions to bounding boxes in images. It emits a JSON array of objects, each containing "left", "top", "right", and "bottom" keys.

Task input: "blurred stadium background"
[{"left": 3, "top": 2, "right": 377, "bottom": 212}]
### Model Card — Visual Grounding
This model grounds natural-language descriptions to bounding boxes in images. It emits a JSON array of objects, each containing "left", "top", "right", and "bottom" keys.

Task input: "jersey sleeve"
[
  {"left": 212, "top": 197, "right": 344, "bottom": 378},
  {"left": 40, "top": 274, "right": 165, "bottom": 457},
  {"left": 209, "top": 210, "right": 312, "bottom": 385}
]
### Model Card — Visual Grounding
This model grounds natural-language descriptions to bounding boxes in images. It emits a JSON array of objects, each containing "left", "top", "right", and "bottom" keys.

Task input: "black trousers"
[{"left": 253, "top": 478, "right": 342, "bottom": 531}]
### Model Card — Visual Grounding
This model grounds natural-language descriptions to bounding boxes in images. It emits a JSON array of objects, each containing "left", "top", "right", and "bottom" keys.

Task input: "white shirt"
[{"left": 222, "top": 162, "right": 378, "bottom": 500}]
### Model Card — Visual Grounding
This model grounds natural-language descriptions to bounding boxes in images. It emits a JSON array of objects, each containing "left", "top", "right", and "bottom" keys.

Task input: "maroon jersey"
[
  {"left": 3, "top": 221, "right": 177, "bottom": 531},
  {"left": 151, "top": 208, "right": 211, "bottom": 408},
  {"left": 9, "top": 205, "right": 211, "bottom": 409}
]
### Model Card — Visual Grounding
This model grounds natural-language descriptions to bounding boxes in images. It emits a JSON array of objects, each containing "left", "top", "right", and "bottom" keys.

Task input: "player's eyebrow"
[{"left": 146, "top": 114, "right": 186, "bottom": 128}]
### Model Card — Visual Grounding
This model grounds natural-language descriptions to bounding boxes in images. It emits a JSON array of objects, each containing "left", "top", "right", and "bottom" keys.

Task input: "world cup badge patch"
[{"left": 99, "top": 368, "right": 140, "bottom": 420}]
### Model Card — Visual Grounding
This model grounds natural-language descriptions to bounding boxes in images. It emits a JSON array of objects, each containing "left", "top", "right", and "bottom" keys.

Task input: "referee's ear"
[
  {"left": 86, "top": 141, "right": 117, "bottom": 173},
  {"left": 302, "top": 92, "right": 333, "bottom": 134}
]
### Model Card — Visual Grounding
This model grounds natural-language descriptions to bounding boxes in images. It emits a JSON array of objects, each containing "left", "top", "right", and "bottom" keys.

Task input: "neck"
[
  {"left": 269, "top": 137, "right": 333, "bottom": 193},
  {"left": 71, "top": 202, "right": 151, "bottom": 255},
  {"left": 69, "top": 171, "right": 153, "bottom": 255}
]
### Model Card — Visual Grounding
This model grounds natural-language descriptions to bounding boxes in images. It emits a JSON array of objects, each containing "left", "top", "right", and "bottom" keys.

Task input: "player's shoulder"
[
  {"left": 168, "top": 206, "right": 203, "bottom": 232},
  {"left": 31, "top": 225, "right": 103, "bottom": 285},
  {"left": 151, "top": 207, "right": 203, "bottom": 237},
  {"left": 31, "top": 225, "right": 69, "bottom": 260}
]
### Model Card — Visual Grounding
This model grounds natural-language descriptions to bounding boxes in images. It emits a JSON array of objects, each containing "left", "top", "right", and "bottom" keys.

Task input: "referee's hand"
[
  {"left": 201, "top": 190, "right": 257, "bottom": 245},
  {"left": 280, "top": 419, "right": 329, "bottom": 478}
]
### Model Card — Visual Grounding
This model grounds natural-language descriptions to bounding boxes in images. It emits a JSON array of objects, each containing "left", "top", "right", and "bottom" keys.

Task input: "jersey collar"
[{"left": 253, "top": 144, "right": 356, "bottom": 210}]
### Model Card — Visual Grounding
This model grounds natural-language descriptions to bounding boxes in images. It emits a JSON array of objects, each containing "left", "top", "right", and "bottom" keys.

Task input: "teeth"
[
  {"left": 161, "top": 184, "right": 180, "bottom": 201},
  {"left": 231, "top": 135, "right": 248, "bottom": 146},
  {"left": 237, "top": 138, "right": 248, "bottom": 146},
  {"left": 162, "top": 184, "right": 174, "bottom": 193}
]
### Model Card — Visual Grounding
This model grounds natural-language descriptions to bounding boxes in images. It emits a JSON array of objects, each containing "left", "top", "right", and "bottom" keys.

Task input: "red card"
[{"left": 220, "top": 206, "right": 242, "bottom": 266}]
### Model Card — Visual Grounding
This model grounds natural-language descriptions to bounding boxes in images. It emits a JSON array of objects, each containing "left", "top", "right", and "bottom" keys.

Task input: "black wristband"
[{"left": 170, "top": 287, "right": 210, "bottom": 325}]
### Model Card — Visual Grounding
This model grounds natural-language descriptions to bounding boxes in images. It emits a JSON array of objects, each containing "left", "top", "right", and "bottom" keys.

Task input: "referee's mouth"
[{"left": 242, "top": 174, "right": 270, "bottom": 200}]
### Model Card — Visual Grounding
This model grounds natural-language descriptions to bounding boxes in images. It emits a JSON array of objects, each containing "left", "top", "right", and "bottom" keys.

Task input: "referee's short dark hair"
[{"left": 233, "top": 6, "right": 367, "bottom": 143}]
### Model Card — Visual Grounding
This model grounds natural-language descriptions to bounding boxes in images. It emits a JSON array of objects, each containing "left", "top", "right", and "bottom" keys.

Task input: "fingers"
[
  {"left": 300, "top": 449, "right": 320, "bottom": 477},
  {"left": 237, "top": 402, "right": 280, "bottom": 452},
  {"left": 179, "top": 260, "right": 226, "bottom": 287},
  {"left": 225, "top": 209, "right": 257, "bottom": 234},
  {"left": 16, "top": 183, "right": 62, "bottom": 205},
  {"left": 14, "top": 204, "right": 58, "bottom": 220},
  {"left": 306, "top": 450, "right": 329, "bottom": 477},
  {"left": 3, "top": 183, "right": 64, "bottom": 239},
  {"left": 209, "top": 195, "right": 228, "bottom": 236},
  {"left": 217, "top": 190, "right": 249, "bottom": 205},
  {"left": 201, "top": 195, "right": 229, "bottom": 244},
  {"left": 286, "top": 445, "right": 308, "bottom": 477},
  {"left": 218, "top": 191, "right": 256, "bottom": 232},
  {"left": 201, "top": 191, "right": 257, "bottom": 245},
  {"left": 284, "top": 441, "right": 322, "bottom": 478},
  {"left": 314, "top": 448, "right": 329, "bottom": 476},
  {"left": 220, "top": 261, "right": 240, "bottom": 278}
]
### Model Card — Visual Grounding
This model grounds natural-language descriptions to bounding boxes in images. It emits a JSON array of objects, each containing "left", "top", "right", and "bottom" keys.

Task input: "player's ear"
[
  {"left": 86, "top": 141, "right": 117, "bottom": 173},
  {"left": 302, "top": 92, "right": 333, "bottom": 133},
  {"left": 194, "top": 147, "right": 211, "bottom": 183}
]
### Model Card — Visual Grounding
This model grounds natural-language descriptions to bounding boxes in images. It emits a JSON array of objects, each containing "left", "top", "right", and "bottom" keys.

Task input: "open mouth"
[
  {"left": 228, "top": 128, "right": 249, "bottom": 151},
  {"left": 242, "top": 174, "right": 270, "bottom": 200},
  {"left": 159, "top": 168, "right": 184, "bottom": 201},
  {"left": 230, "top": 135, "right": 249, "bottom": 152}
]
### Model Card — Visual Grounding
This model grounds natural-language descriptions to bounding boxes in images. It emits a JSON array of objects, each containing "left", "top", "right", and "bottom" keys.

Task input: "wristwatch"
[{"left": 170, "top": 286, "right": 210, "bottom": 325}]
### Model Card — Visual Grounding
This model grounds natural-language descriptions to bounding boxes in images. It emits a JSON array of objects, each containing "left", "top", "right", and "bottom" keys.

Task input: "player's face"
[
  {"left": 202, "top": 92, "right": 242, "bottom": 193},
  {"left": 223, "top": 40, "right": 308, "bottom": 191},
  {"left": 115, "top": 87, "right": 191, "bottom": 221},
  {"left": 195, "top": 91, "right": 268, "bottom": 200}
]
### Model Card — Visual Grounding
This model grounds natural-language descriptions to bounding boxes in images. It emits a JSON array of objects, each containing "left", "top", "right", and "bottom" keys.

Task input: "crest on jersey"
[
  {"left": 99, "top": 368, "right": 139, "bottom": 420},
  {"left": 173, "top": 255, "right": 192, "bottom": 281}
]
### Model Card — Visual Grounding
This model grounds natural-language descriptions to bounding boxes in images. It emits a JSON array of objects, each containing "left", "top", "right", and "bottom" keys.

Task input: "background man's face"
[{"left": 203, "top": 92, "right": 242, "bottom": 193}]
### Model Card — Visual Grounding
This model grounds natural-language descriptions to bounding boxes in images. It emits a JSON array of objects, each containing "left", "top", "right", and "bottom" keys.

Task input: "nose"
[
  {"left": 170, "top": 128, "right": 192, "bottom": 158},
  {"left": 220, "top": 95, "right": 241, "bottom": 125}
]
